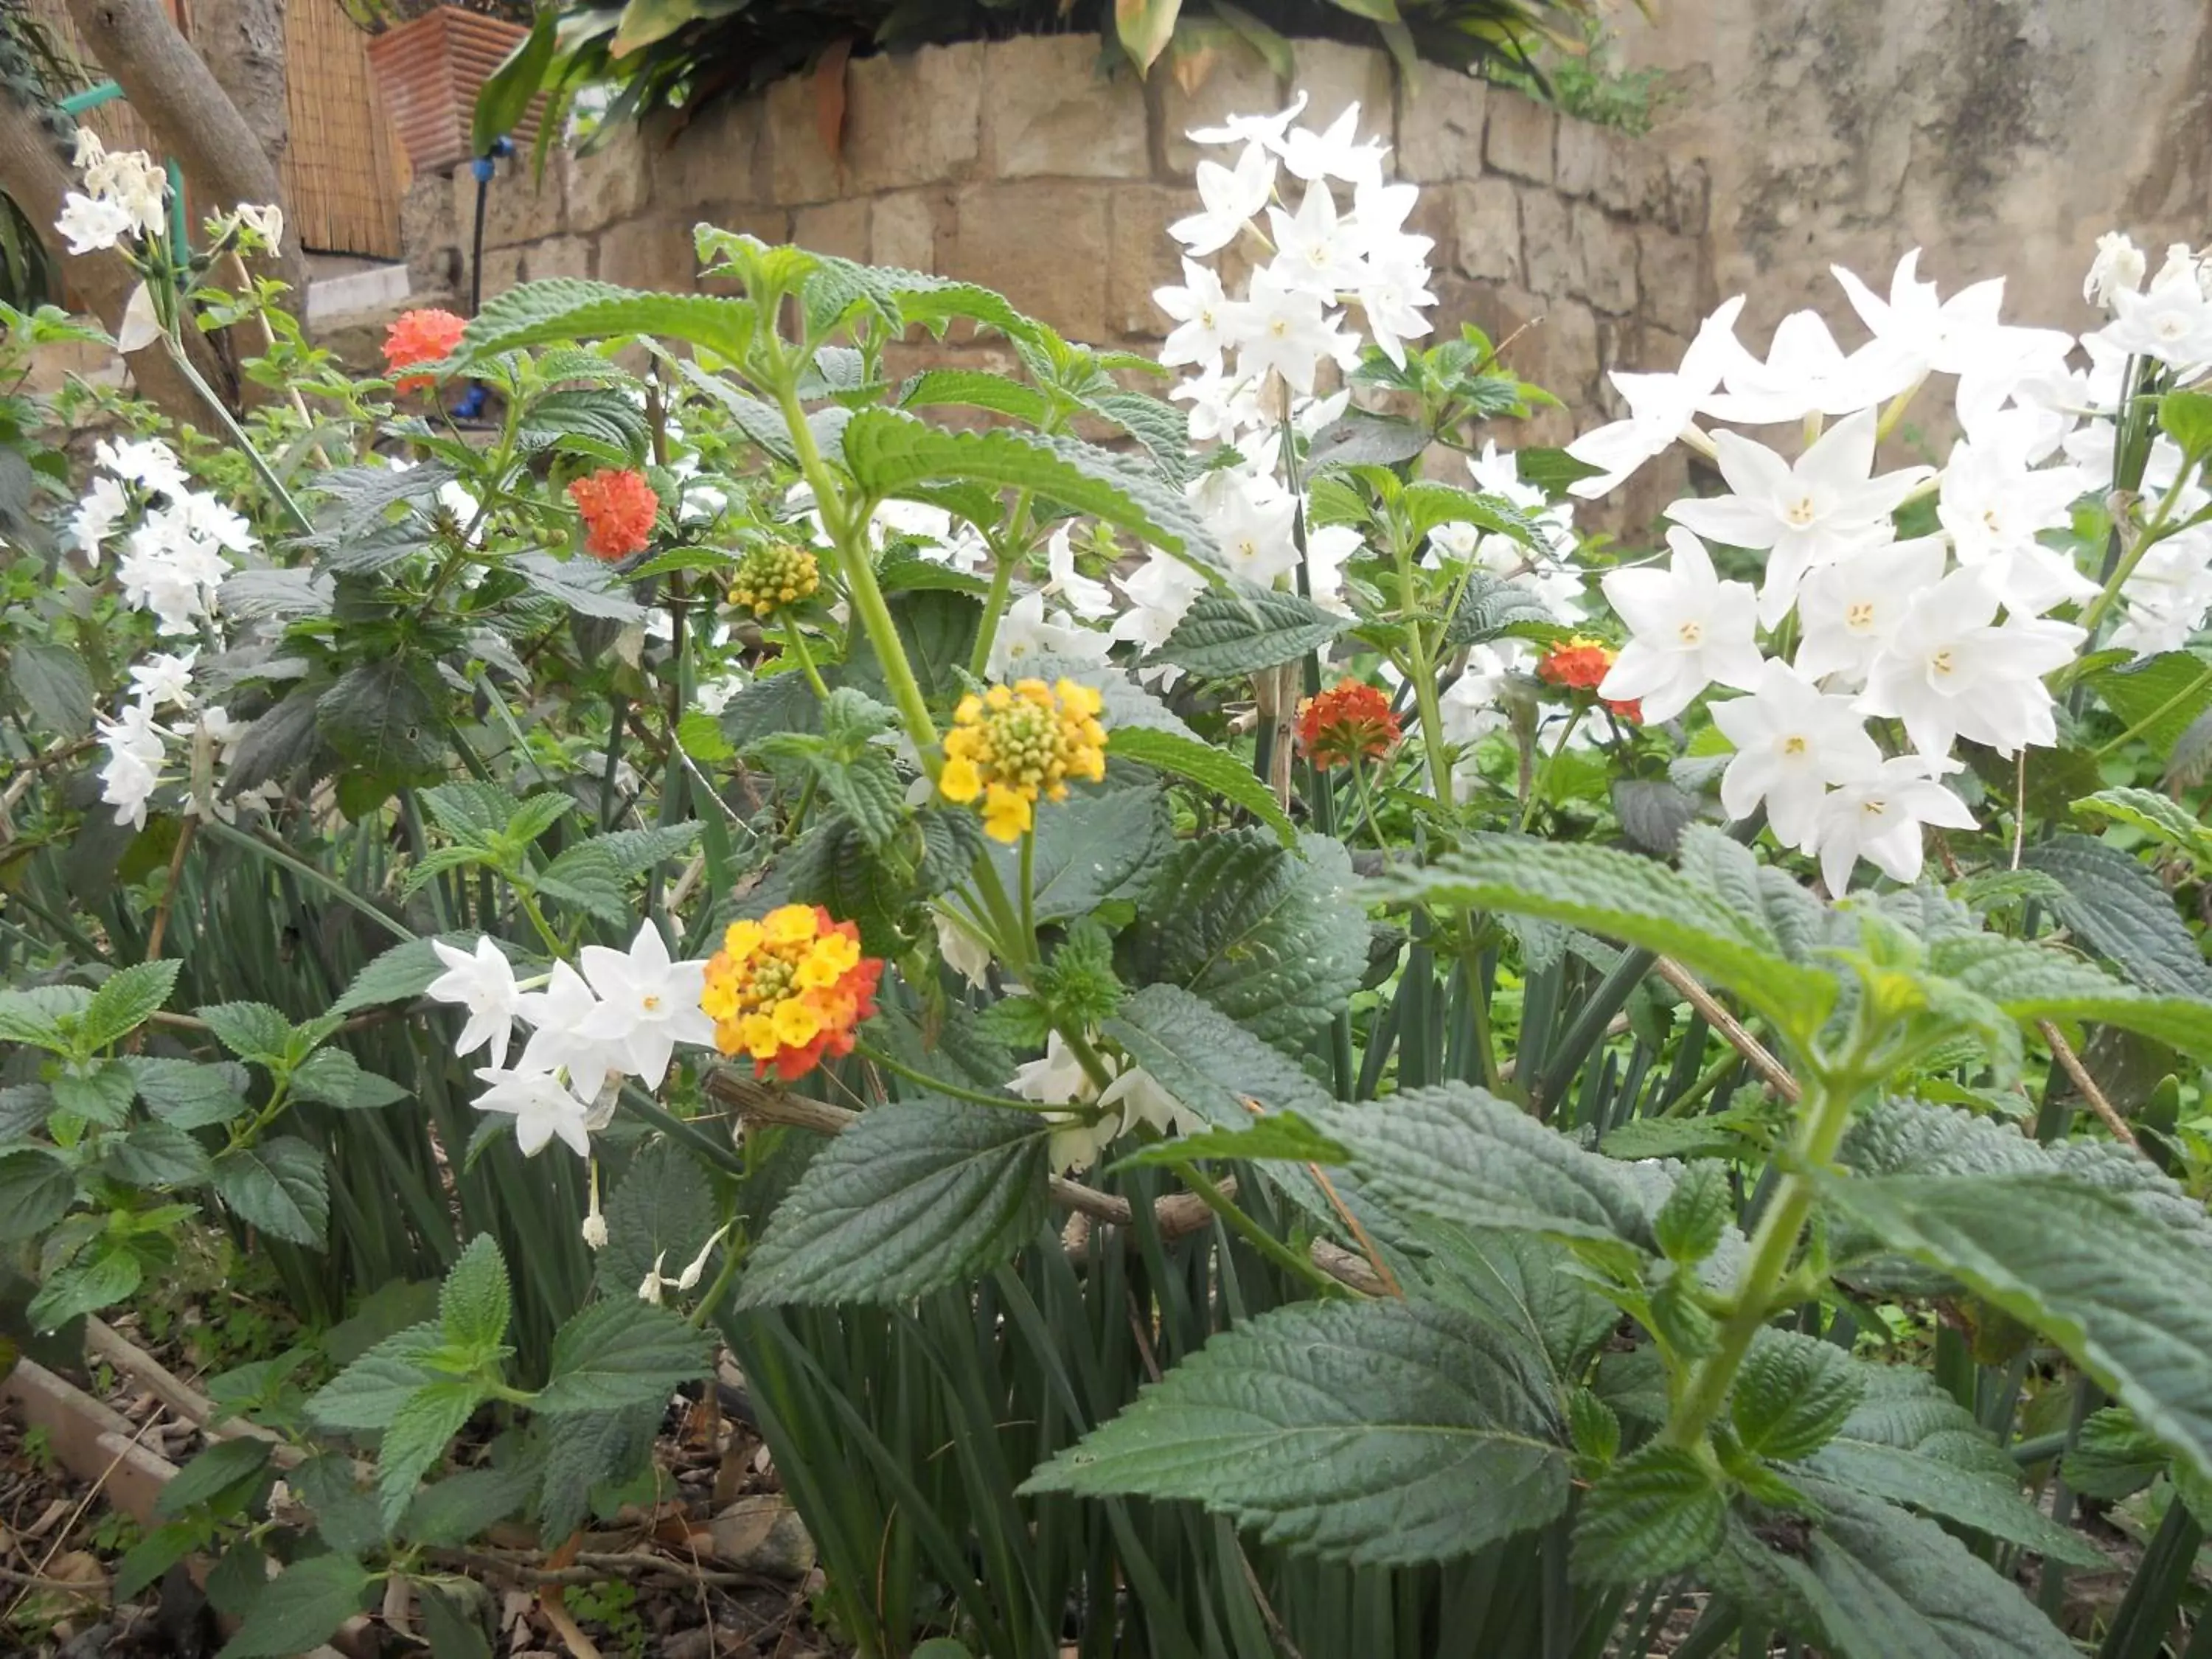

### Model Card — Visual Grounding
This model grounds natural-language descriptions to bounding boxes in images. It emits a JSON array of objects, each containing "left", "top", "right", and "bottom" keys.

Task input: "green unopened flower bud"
[{"left": 730, "top": 541, "right": 821, "bottom": 619}]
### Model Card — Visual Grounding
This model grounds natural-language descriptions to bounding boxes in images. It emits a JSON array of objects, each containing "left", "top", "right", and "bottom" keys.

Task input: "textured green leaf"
[
  {"left": 113, "top": 1520, "right": 199, "bottom": 1601},
  {"left": 981, "top": 777, "right": 1170, "bottom": 924},
  {"left": 1129, "top": 830, "right": 1366, "bottom": 1046},
  {"left": 1572, "top": 1443, "right": 1726, "bottom": 1584},
  {"left": 1107, "top": 725, "right": 1296, "bottom": 844},
  {"left": 598, "top": 1139, "right": 715, "bottom": 1301},
  {"left": 1421, "top": 1226, "right": 1619, "bottom": 1397},
  {"left": 307, "top": 1322, "right": 440, "bottom": 1431},
  {"left": 0, "top": 985, "right": 80, "bottom": 1051},
  {"left": 533, "top": 1298, "right": 713, "bottom": 1413},
  {"left": 291, "top": 1048, "right": 410, "bottom": 1110},
  {"left": 457, "top": 279, "right": 754, "bottom": 366},
  {"left": 1375, "top": 835, "right": 1834, "bottom": 1040},
  {"left": 2090, "top": 649, "right": 2212, "bottom": 757},
  {"left": 403, "top": 1463, "right": 539, "bottom": 1548},
  {"left": 1807, "top": 1366, "right": 2101, "bottom": 1568},
  {"left": 1731, "top": 1329, "right": 1863, "bottom": 1461},
  {"left": 9, "top": 641, "right": 96, "bottom": 735},
  {"left": 1113, "top": 1112, "right": 1348, "bottom": 1172},
  {"left": 1023, "top": 1298, "right": 1568, "bottom": 1565},
  {"left": 100, "top": 1120, "right": 213, "bottom": 1188},
  {"left": 534, "top": 842, "right": 632, "bottom": 924},
  {"left": 1104, "top": 982, "right": 1334, "bottom": 1124},
  {"left": 378, "top": 1379, "right": 483, "bottom": 1526},
  {"left": 1930, "top": 932, "right": 2212, "bottom": 1060},
  {"left": 1321, "top": 1083, "right": 1657, "bottom": 1267},
  {"left": 2018, "top": 834, "right": 2212, "bottom": 998},
  {"left": 813, "top": 746, "right": 905, "bottom": 851},
  {"left": 1159, "top": 581, "right": 1350, "bottom": 678},
  {"left": 80, "top": 960, "right": 181, "bottom": 1050},
  {"left": 50, "top": 1060, "right": 134, "bottom": 1127},
  {"left": 316, "top": 659, "right": 445, "bottom": 775},
  {"left": 535, "top": 1402, "right": 659, "bottom": 1543},
  {"left": 288, "top": 1453, "right": 386, "bottom": 1558},
  {"left": 1443, "top": 566, "right": 1570, "bottom": 650},
  {"left": 2073, "top": 786, "right": 2212, "bottom": 867},
  {"left": 439, "top": 1235, "right": 512, "bottom": 1354},
  {"left": 211, "top": 1136, "right": 328, "bottom": 1246},
  {"left": 737, "top": 1096, "right": 1049, "bottom": 1307},
  {"left": 1820, "top": 1172, "right": 2212, "bottom": 1486},
  {"left": 195, "top": 1001, "right": 295, "bottom": 1064},
  {"left": 154, "top": 1436, "right": 273, "bottom": 1520},
  {"left": 0, "top": 1149, "right": 76, "bottom": 1240},
  {"left": 215, "top": 1553, "right": 373, "bottom": 1659},
  {"left": 840, "top": 411, "right": 1219, "bottom": 567},
  {"left": 29, "top": 1245, "right": 140, "bottom": 1329},
  {"left": 512, "top": 551, "right": 647, "bottom": 621},
  {"left": 2060, "top": 1406, "right": 2168, "bottom": 1500},
  {"left": 420, "top": 781, "right": 519, "bottom": 844},
  {"left": 120, "top": 1057, "right": 248, "bottom": 1129},
  {"left": 897, "top": 367, "right": 1051, "bottom": 424}
]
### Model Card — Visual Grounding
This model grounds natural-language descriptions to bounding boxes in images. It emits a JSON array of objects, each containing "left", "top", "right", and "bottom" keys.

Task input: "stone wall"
[
  {"left": 1616, "top": 0, "right": 2212, "bottom": 342},
  {"left": 400, "top": 35, "right": 1714, "bottom": 470}
]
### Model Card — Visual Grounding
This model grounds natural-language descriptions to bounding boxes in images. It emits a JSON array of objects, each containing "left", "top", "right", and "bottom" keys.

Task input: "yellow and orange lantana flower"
[
  {"left": 700, "top": 904, "right": 883, "bottom": 1081},
  {"left": 938, "top": 677, "right": 1107, "bottom": 843}
]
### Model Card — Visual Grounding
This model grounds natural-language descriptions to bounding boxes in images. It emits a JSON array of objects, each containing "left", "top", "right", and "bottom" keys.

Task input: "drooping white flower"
[
  {"left": 1167, "top": 141, "right": 1275, "bottom": 258},
  {"left": 1272, "top": 103, "right": 1386, "bottom": 188},
  {"left": 97, "top": 744, "right": 161, "bottom": 830},
  {"left": 933, "top": 909, "right": 992, "bottom": 990},
  {"left": 515, "top": 958, "right": 625, "bottom": 1103},
  {"left": 1110, "top": 549, "right": 1208, "bottom": 673},
  {"left": 70, "top": 475, "right": 131, "bottom": 562},
  {"left": 1156, "top": 259, "right": 1237, "bottom": 375},
  {"left": 1303, "top": 522, "right": 1364, "bottom": 613},
  {"left": 1831, "top": 249, "right": 2074, "bottom": 420},
  {"left": 1596, "top": 526, "right": 1765, "bottom": 723},
  {"left": 1566, "top": 296, "right": 1750, "bottom": 500},
  {"left": 57, "top": 190, "right": 134, "bottom": 254},
  {"left": 1791, "top": 535, "right": 1948, "bottom": 686},
  {"left": 425, "top": 936, "right": 523, "bottom": 1071},
  {"left": 1709, "top": 659, "right": 1882, "bottom": 849},
  {"left": 127, "top": 650, "right": 198, "bottom": 711},
  {"left": 1203, "top": 472, "right": 1301, "bottom": 585},
  {"left": 1186, "top": 94, "right": 1308, "bottom": 152},
  {"left": 1665, "top": 409, "right": 1931, "bottom": 625},
  {"left": 1169, "top": 364, "right": 1265, "bottom": 443},
  {"left": 1043, "top": 525, "right": 1115, "bottom": 622},
  {"left": 1934, "top": 437, "right": 2096, "bottom": 613},
  {"left": 1267, "top": 181, "right": 1367, "bottom": 299},
  {"left": 95, "top": 437, "right": 189, "bottom": 498},
  {"left": 2093, "top": 278, "right": 2212, "bottom": 368},
  {"left": 1857, "top": 567, "right": 2086, "bottom": 758},
  {"left": 1700, "top": 310, "right": 1917, "bottom": 426},
  {"left": 1221, "top": 265, "right": 1357, "bottom": 396},
  {"left": 988, "top": 590, "right": 1113, "bottom": 678},
  {"left": 2084, "top": 232, "right": 2146, "bottom": 309},
  {"left": 471, "top": 1065, "right": 595, "bottom": 1158},
  {"left": 576, "top": 922, "right": 714, "bottom": 1090},
  {"left": 1809, "top": 754, "right": 1978, "bottom": 896},
  {"left": 115, "top": 282, "right": 161, "bottom": 353}
]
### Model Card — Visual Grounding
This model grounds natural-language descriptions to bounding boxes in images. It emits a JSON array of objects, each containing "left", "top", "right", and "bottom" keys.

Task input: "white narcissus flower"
[
  {"left": 128, "top": 650, "right": 198, "bottom": 710},
  {"left": 514, "top": 958, "right": 623, "bottom": 1102},
  {"left": 1597, "top": 527, "right": 1764, "bottom": 723},
  {"left": 1167, "top": 141, "right": 1275, "bottom": 258},
  {"left": 1809, "top": 755, "right": 1978, "bottom": 896},
  {"left": 472, "top": 1066, "right": 595, "bottom": 1158},
  {"left": 1267, "top": 181, "right": 1366, "bottom": 299},
  {"left": 1791, "top": 535, "right": 1948, "bottom": 686},
  {"left": 1110, "top": 549, "right": 1207, "bottom": 669},
  {"left": 2094, "top": 279, "right": 2212, "bottom": 369},
  {"left": 933, "top": 910, "right": 992, "bottom": 990},
  {"left": 2111, "top": 532, "right": 2212, "bottom": 656},
  {"left": 1566, "top": 296, "right": 1750, "bottom": 500},
  {"left": 116, "top": 282, "right": 161, "bottom": 354},
  {"left": 1155, "top": 258, "right": 1236, "bottom": 375},
  {"left": 1009, "top": 1032, "right": 1124, "bottom": 1174},
  {"left": 1709, "top": 660, "right": 1882, "bottom": 850},
  {"left": 1700, "top": 309, "right": 1917, "bottom": 426},
  {"left": 1043, "top": 525, "right": 1115, "bottom": 622},
  {"left": 576, "top": 922, "right": 714, "bottom": 1089},
  {"left": 1857, "top": 568, "right": 2086, "bottom": 759},
  {"left": 987, "top": 591, "right": 1113, "bottom": 679},
  {"left": 57, "top": 191, "right": 134, "bottom": 254},
  {"left": 1204, "top": 473, "right": 1301, "bottom": 585},
  {"left": 425, "top": 936, "right": 523, "bottom": 1071},
  {"left": 1186, "top": 94, "right": 1307, "bottom": 151},
  {"left": 1272, "top": 103, "right": 1386, "bottom": 188},
  {"left": 1169, "top": 364, "right": 1265, "bottom": 443},
  {"left": 70, "top": 475, "right": 130, "bottom": 562},
  {"left": 1935, "top": 437, "right": 2096, "bottom": 616},
  {"left": 2084, "top": 232, "right": 2146, "bottom": 309},
  {"left": 95, "top": 437, "right": 189, "bottom": 497},
  {"left": 1830, "top": 249, "right": 2074, "bottom": 420},
  {"left": 1665, "top": 409, "right": 1931, "bottom": 625},
  {"left": 1222, "top": 265, "right": 1357, "bottom": 397}
]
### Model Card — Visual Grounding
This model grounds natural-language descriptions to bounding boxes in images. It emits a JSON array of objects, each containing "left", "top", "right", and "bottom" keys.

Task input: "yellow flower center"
[{"left": 939, "top": 678, "right": 1108, "bottom": 843}]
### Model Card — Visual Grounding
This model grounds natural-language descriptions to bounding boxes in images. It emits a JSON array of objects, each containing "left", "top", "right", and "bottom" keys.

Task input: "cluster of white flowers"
[
  {"left": 57, "top": 131, "right": 166, "bottom": 256},
  {"left": 74, "top": 437, "right": 278, "bottom": 830},
  {"left": 1565, "top": 238, "right": 2205, "bottom": 894},
  {"left": 1009, "top": 1029, "right": 1200, "bottom": 1175},
  {"left": 424, "top": 924, "right": 713, "bottom": 1161}
]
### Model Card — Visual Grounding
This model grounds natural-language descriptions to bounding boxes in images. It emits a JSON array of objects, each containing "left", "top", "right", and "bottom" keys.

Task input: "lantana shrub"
[{"left": 4, "top": 100, "right": 2212, "bottom": 1659}]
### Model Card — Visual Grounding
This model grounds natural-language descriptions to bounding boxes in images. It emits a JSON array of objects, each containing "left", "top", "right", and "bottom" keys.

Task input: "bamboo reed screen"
[{"left": 24, "top": 0, "right": 410, "bottom": 260}]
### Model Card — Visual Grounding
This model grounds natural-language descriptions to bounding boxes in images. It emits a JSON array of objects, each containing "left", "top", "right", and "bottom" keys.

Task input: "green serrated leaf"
[
  {"left": 80, "top": 960, "right": 181, "bottom": 1050},
  {"left": 155, "top": 1436, "right": 273, "bottom": 1520},
  {"left": 331, "top": 934, "right": 514, "bottom": 1016},
  {"left": 534, "top": 842, "right": 633, "bottom": 923},
  {"left": 291, "top": 1048, "right": 410, "bottom": 1111},
  {"left": 1732, "top": 1329, "right": 1863, "bottom": 1461},
  {"left": 377, "top": 1379, "right": 484, "bottom": 1527},
  {"left": 215, "top": 1553, "right": 373, "bottom": 1659},
  {"left": 737, "top": 1096, "right": 1049, "bottom": 1307},
  {"left": 456, "top": 279, "right": 754, "bottom": 366},
  {"left": 2017, "top": 834, "right": 2212, "bottom": 999},
  {"left": 1930, "top": 932, "right": 2212, "bottom": 1060},
  {"left": 195, "top": 1001, "right": 296, "bottom": 1065},
  {"left": 9, "top": 641, "right": 96, "bottom": 736},
  {"left": 100, "top": 1120, "right": 213, "bottom": 1188},
  {"left": 533, "top": 1298, "right": 713, "bottom": 1413},
  {"left": 535, "top": 1402, "right": 659, "bottom": 1544},
  {"left": 404, "top": 1463, "right": 539, "bottom": 1549},
  {"left": 1159, "top": 580, "right": 1349, "bottom": 678},
  {"left": 28, "top": 1245, "right": 141, "bottom": 1330},
  {"left": 1573, "top": 1442, "right": 1726, "bottom": 1584},
  {"left": 307, "top": 1322, "right": 441, "bottom": 1432},
  {"left": 2073, "top": 785, "right": 2212, "bottom": 867},
  {"left": 597, "top": 1139, "right": 715, "bottom": 1301},
  {"left": 0, "top": 1149, "right": 75, "bottom": 1241},
  {"left": 211, "top": 1136, "right": 328, "bottom": 1246},
  {"left": 1023, "top": 1298, "right": 1568, "bottom": 1565},
  {"left": 439, "top": 1235, "right": 512, "bottom": 1353},
  {"left": 979, "top": 778, "right": 1169, "bottom": 924},
  {"left": 1107, "top": 725, "right": 1295, "bottom": 844},
  {"left": 119, "top": 1057, "right": 248, "bottom": 1129},
  {"left": 51, "top": 1060, "right": 134, "bottom": 1127}
]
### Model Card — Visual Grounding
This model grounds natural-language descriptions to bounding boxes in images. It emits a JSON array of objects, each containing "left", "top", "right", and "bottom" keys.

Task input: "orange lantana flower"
[
  {"left": 382, "top": 307, "right": 467, "bottom": 394},
  {"left": 567, "top": 467, "right": 659, "bottom": 561},
  {"left": 1297, "top": 678, "right": 1401, "bottom": 770},
  {"left": 700, "top": 905, "right": 883, "bottom": 1082},
  {"left": 1538, "top": 636, "right": 1641, "bottom": 723}
]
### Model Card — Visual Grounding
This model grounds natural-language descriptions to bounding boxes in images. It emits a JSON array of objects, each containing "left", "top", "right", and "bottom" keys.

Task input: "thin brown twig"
[
  {"left": 140, "top": 815, "right": 197, "bottom": 967},
  {"left": 2037, "top": 1019, "right": 2140, "bottom": 1148},
  {"left": 428, "top": 1547, "right": 795, "bottom": 1595},
  {"left": 1652, "top": 956, "right": 1800, "bottom": 1102}
]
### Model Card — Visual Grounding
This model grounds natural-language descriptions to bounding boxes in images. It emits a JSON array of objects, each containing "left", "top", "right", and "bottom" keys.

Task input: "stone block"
[
  {"left": 870, "top": 190, "right": 943, "bottom": 274},
  {"left": 1638, "top": 225, "right": 1708, "bottom": 335},
  {"left": 1287, "top": 41, "right": 1391, "bottom": 146},
  {"left": 981, "top": 35, "right": 1148, "bottom": 178},
  {"left": 942, "top": 181, "right": 1110, "bottom": 342},
  {"left": 597, "top": 220, "right": 700, "bottom": 293},
  {"left": 1154, "top": 41, "right": 1283, "bottom": 178},
  {"left": 1666, "top": 159, "right": 1711, "bottom": 236},
  {"left": 843, "top": 44, "right": 985, "bottom": 195},
  {"left": 1518, "top": 185, "right": 1577, "bottom": 298},
  {"left": 1555, "top": 117, "right": 1632, "bottom": 209},
  {"left": 1395, "top": 69, "right": 1486, "bottom": 182},
  {"left": 524, "top": 235, "right": 595, "bottom": 282},
  {"left": 1623, "top": 145, "right": 1672, "bottom": 220},
  {"left": 1484, "top": 88, "right": 1555, "bottom": 185},
  {"left": 465, "top": 155, "right": 563, "bottom": 249},
  {"left": 563, "top": 124, "right": 650, "bottom": 234},
  {"left": 651, "top": 97, "right": 768, "bottom": 214},
  {"left": 1451, "top": 176, "right": 1520, "bottom": 283},
  {"left": 1106, "top": 184, "right": 1186, "bottom": 337},
  {"left": 1571, "top": 202, "right": 1638, "bottom": 315},
  {"left": 793, "top": 198, "right": 871, "bottom": 262},
  {"left": 400, "top": 173, "right": 459, "bottom": 296},
  {"left": 765, "top": 73, "right": 842, "bottom": 206},
  {"left": 471, "top": 244, "right": 524, "bottom": 301}
]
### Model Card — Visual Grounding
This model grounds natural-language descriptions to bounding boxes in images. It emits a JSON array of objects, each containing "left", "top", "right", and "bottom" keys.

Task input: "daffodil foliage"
[{"left": 5, "top": 108, "right": 2212, "bottom": 1659}]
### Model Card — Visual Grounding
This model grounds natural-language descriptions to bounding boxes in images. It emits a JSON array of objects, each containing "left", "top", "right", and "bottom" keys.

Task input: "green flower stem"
[
  {"left": 967, "top": 851, "right": 1037, "bottom": 978},
  {"left": 515, "top": 888, "right": 566, "bottom": 958},
  {"left": 1517, "top": 705, "right": 1587, "bottom": 833},
  {"left": 2078, "top": 461, "right": 2198, "bottom": 636},
  {"left": 161, "top": 337, "right": 313, "bottom": 535},
  {"left": 2094, "top": 659, "right": 2212, "bottom": 757},
  {"left": 226, "top": 1077, "right": 293, "bottom": 1152},
  {"left": 1661, "top": 1064, "right": 1862, "bottom": 1453},
  {"left": 1165, "top": 1158, "right": 1349, "bottom": 1299},
  {"left": 852, "top": 1040, "right": 1058, "bottom": 1112},
  {"left": 782, "top": 622, "right": 832, "bottom": 700},
  {"left": 685, "top": 1236, "right": 744, "bottom": 1329},
  {"left": 969, "top": 544, "right": 1020, "bottom": 682},
  {"left": 1017, "top": 825, "right": 1039, "bottom": 963},
  {"left": 1391, "top": 536, "right": 1459, "bottom": 804}
]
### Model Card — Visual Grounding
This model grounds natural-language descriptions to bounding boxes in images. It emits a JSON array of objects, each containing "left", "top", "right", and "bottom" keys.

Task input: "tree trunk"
[
  {"left": 0, "top": 80, "right": 215, "bottom": 422},
  {"left": 186, "top": 0, "right": 288, "bottom": 193},
  {"left": 61, "top": 0, "right": 308, "bottom": 299}
]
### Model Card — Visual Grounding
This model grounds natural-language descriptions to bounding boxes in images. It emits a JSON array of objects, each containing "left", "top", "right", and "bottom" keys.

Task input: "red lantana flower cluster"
[
  {"left": 382, "top": 307, "right": 466, "bottom": 394},
  {"left": 567, "top": 467, "right": 659, "bottom": 560},
  {"left": 1538, "top": 636, "right": 1641, "bottom": 723},
  {"left": 1298, "top": 678, "right": 1401, "bottom": 769}
]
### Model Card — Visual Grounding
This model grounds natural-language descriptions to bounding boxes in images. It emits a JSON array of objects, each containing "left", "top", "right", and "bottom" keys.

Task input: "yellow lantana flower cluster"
[
  {"left": 939, "top": 677, "right": 1107, "bottom": 843},
  {"left": 698, "top": 903, "right": 883, "bottom": 1081},
  {"left": 728, "top": 542, "right": 821, "bottom": 619}
]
